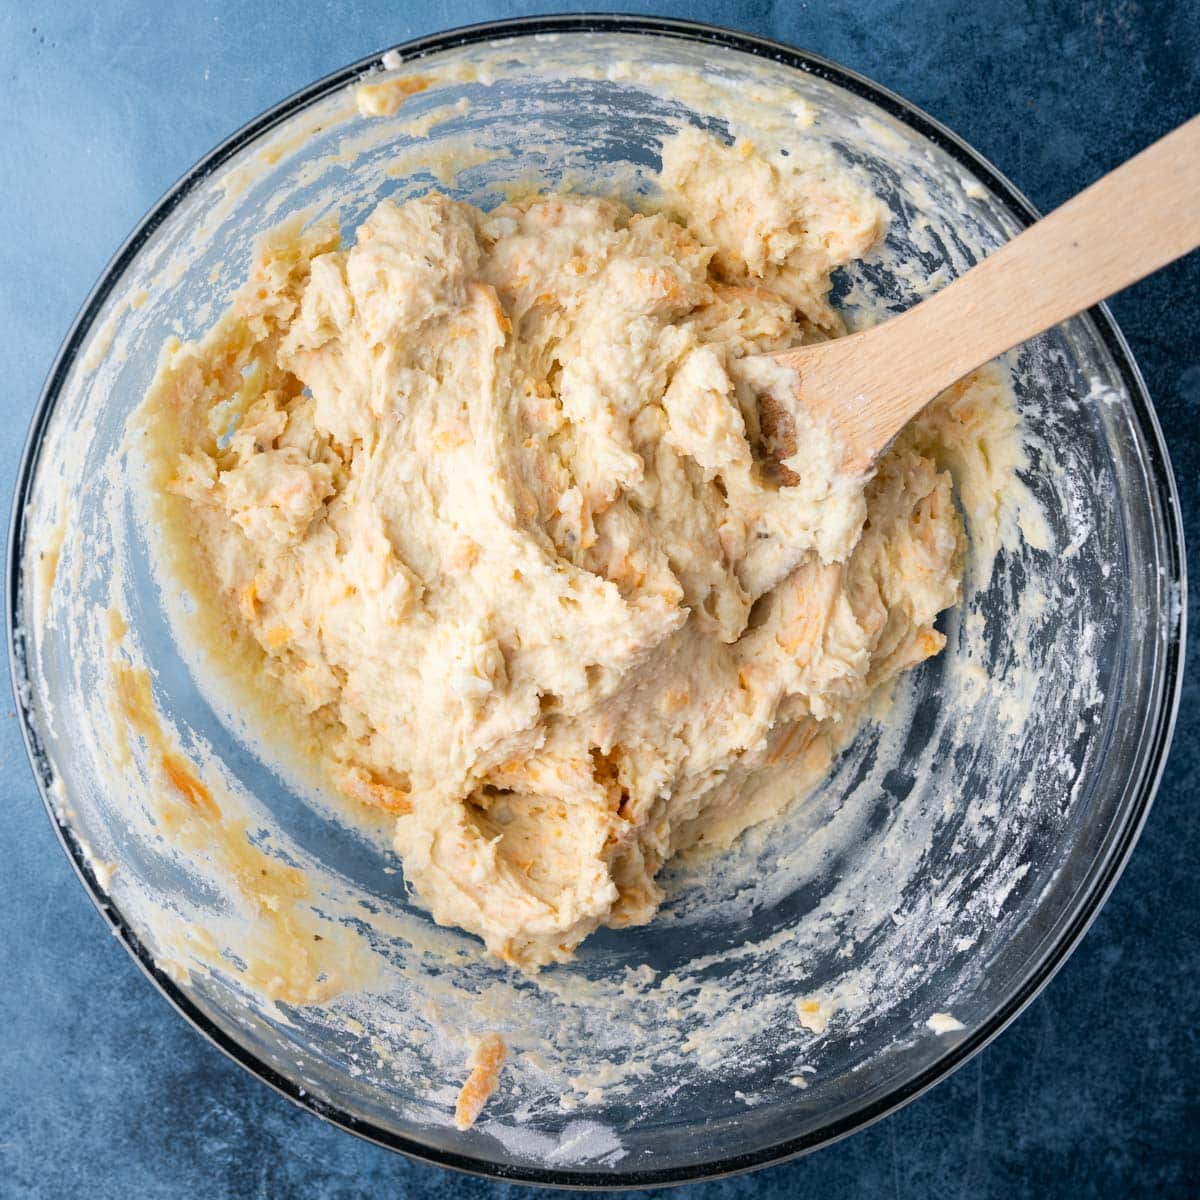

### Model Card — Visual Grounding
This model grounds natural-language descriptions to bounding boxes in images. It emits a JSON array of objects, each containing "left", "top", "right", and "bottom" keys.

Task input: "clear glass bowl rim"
[{"left": 6, "top": 12, "right": 1187, "bottom": 1189}]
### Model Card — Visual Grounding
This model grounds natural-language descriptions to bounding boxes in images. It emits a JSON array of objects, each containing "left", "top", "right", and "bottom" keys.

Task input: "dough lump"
[{"left": 141, "top": 128, "right": 976, "bottom": 970}]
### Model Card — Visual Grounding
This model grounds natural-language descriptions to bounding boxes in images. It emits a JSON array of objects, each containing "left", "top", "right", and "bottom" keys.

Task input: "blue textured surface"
[{"left": 1, "top": 2, "right": 1197, "bottom": 1196}]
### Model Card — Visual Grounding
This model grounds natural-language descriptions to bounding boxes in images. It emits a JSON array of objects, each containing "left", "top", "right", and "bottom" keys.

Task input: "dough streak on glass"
[{"left": 139, "top": 127, "right": 983, "bottom": 971}]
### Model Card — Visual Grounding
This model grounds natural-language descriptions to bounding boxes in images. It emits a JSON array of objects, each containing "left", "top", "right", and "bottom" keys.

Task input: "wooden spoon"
[{"left": 763, "top": 114, "right": 1200, "bottom": 473}]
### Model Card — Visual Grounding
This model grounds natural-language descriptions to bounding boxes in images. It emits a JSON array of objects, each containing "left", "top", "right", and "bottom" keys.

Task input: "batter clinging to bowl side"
[{"left": 139, "top": 127, "right": 999, "bottom": 971}]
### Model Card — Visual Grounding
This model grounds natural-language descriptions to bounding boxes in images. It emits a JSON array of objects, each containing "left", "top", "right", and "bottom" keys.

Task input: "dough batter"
[{"left": 139, "top": 127, "right": 977, "bottom": 971}]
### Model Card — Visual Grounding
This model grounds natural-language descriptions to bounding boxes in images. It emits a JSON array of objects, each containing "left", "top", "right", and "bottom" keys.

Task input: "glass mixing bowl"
[{"left": 8, "top": 15, "right": 1185, "bottom": 1188}]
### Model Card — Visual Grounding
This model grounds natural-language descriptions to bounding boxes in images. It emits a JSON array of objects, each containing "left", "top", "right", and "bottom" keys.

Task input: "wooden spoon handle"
[
  {"left": 775, "top": 114, "right": 1200, "bottom": 470},
  {"left": 898, "top": 112, "right": 1200, "bottom": 395}
]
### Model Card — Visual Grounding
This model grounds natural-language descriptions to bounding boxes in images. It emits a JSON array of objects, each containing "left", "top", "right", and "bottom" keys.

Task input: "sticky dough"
[{"left": 140, "top": 127, "right": 992, "bottom": 971}]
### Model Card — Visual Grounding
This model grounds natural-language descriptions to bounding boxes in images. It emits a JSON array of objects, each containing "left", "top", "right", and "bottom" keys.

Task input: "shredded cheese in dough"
[{"left": 137, "top": 127, "right": 998, "bottom": 972}]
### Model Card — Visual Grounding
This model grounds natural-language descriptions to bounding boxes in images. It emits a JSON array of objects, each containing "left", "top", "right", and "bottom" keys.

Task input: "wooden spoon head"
[{"left": 759, "top": 341, "right": 886, "bottom": 476}]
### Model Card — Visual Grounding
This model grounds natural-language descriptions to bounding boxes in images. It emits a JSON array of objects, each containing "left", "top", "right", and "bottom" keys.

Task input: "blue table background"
[{"left": 2, "top": 2, "right": 1196, "bottom": 1196}]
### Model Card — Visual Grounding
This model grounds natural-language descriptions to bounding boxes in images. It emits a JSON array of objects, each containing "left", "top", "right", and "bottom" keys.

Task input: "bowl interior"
[{"left": 11, "top": 21, "right": 1183, "bottom": 1186}]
